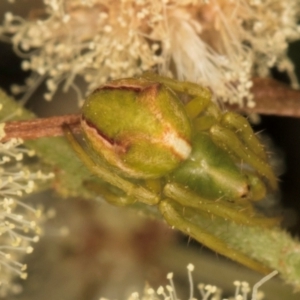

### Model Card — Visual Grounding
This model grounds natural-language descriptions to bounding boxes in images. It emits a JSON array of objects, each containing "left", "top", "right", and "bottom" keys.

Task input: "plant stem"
[
  {"left": 227, "top": 78, "right": 300, "bottom": 117},
  {"left": 1, "top": 114, "right": 81, "bottom": 141}
]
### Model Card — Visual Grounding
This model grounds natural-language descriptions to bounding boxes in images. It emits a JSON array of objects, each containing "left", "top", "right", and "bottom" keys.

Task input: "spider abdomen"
[{"left": 81, "top": 78, "right": 192, "bottom": 179}]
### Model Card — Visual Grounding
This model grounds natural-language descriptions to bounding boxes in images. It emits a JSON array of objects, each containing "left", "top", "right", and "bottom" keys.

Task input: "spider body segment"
[{"left": 65, "top": 73, "right": 279, "bottom": 274}]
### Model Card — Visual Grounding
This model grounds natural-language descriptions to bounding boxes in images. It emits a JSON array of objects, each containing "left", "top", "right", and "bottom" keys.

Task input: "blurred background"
[{"left": 0, "top": 1, "right": 300, "bottom": 300}]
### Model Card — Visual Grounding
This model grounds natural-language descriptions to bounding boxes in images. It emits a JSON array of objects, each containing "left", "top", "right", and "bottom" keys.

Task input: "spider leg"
[
  {"left": 63, "top": 125, "right": 159, "bottom": 205},
  {"left": 221, "top": 112, "right": 268, "bottom": 160},
  {"left": 158, "top": 198, "right": 273, "bottom": 274},
  {"left": 193, "top": 115, "right": 217, "bottom": 131},
  {"left": 164, "top": 183, "right": 279, "bottom": 228},
  {"left": 209, "top": 125, "right": 278, "bottom": 190},
  {"left": 83, "top": 180, "right": 136, "bottom": 206}
]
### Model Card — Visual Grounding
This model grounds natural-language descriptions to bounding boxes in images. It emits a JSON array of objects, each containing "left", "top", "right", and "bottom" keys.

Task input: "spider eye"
[{"left": 81, "top": 77, "right": 192, "bottom": 179}]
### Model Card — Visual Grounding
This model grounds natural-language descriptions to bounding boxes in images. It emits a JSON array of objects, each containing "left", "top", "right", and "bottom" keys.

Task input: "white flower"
[
  {"left": 113, "top": 264, "right": 278, "bottom": 300},
  {"left": 1, "top": 0, "right": 299, "bottom": 106},
  {"left": 0, "top": 135, "right": 54, "bottom": 296}
]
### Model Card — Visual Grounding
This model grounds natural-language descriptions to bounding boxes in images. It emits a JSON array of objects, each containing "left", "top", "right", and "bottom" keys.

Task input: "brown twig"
[
  {"left": 227, "top": 78, "right": 300, "bottom": 117},
  {"left": 1, "top": 114, "right": 81, "bottom": 142},
  {"left": 1, "top": 78, "right": 300, "bottom": 142}
]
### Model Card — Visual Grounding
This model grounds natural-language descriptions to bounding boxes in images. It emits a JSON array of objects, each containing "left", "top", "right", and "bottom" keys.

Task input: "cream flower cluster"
[
  {"left": 0, "top": 136, "right": 54, "bottom": 297},
  {"left": 103, "top": 264, "right": 278, "bottom": 300},
  {"left": 0, "top": 0, "right": 299, "bottom": 106}
]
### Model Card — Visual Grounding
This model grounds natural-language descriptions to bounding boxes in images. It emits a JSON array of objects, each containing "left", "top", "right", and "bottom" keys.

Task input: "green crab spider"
[{"left": 64, "top": 72, "right": 279, "bottom": 274}]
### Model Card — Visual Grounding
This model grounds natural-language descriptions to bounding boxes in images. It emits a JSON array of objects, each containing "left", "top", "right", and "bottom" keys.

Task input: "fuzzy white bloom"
[
  {"left": 0, "top": 136, "right": 54, "bottom": 296},
  {"left": 120, "top": 264, "right": 278, "bottom": 300},
  {"left": 0, "top": 0, "right": 299, "bottom": 106}
]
